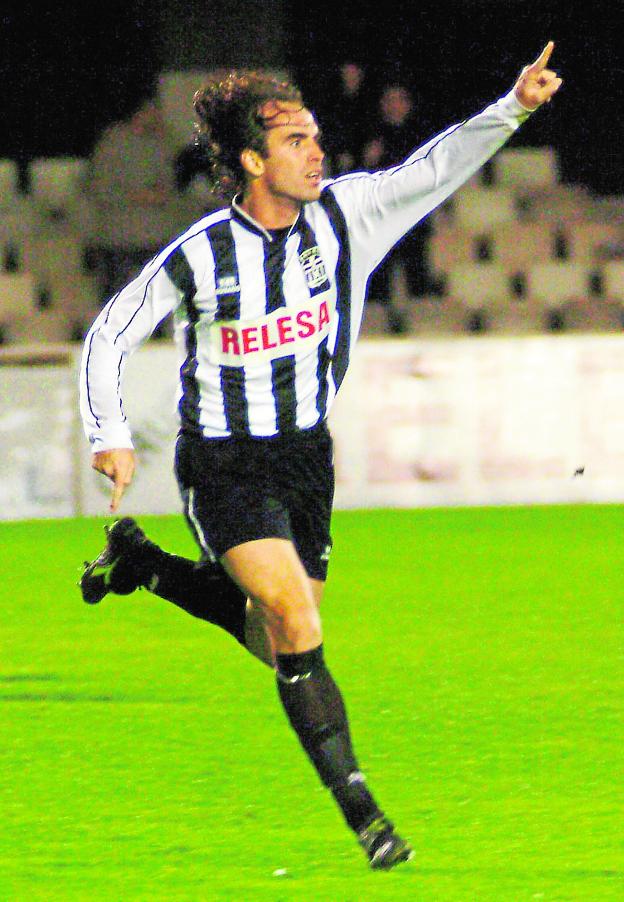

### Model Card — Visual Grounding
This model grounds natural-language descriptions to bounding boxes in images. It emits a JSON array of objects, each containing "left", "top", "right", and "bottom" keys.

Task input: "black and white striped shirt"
[{"left": 80, "top": 90, "right": 529, "bottom": 448}]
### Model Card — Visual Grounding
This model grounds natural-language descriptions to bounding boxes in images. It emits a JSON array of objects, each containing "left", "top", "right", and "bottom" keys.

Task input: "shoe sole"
[{"left": 370, "top": 844, "right": 414, "bottom": 870}]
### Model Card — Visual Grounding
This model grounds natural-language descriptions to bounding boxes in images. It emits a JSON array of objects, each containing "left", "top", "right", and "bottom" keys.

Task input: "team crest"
[
  {"left": 216, "top": 274, "right": 240, "bottom": 295},
  {"left": 299, "top": 246, "right": 329, "bottom": 293}
]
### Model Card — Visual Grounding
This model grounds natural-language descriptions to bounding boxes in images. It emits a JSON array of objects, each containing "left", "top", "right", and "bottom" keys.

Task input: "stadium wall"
[{"left": 2, "top": 336, "right": 624, "bottom": 520}]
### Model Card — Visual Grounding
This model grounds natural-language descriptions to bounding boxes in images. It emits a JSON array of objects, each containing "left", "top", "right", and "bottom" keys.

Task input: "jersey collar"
[{"left": 231, "top": 195, "right": 306, "bottom": 243}]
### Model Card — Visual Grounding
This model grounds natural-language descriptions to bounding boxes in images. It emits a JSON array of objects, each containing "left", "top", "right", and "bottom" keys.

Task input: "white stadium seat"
[
  {"left": 601, "top": 261, "right": 624, "bottom": 302},
  {"left": 442, "top": 264, "right": 512, "bottom": 309},
  {"left": 493, "top": 146, "right": 559, "bottom": 189},
  {"left": 22, "top": 235, "right": 87, "bottom": 286},
  {"left": 360, "top": 303, "right": 389, "bottom": 336},
  {"left": 0, "top": 272, "right": 37, "bottom": 323},
  {"left": 487, "top": 298, "right": 552, "bottom": 335},
  {"left": 526, "top": 262, "right": 591, "bottom": 305},
  {"left": 517, "top": 184, "right": 592, "bottom": 224},
  {"left": 6, "top": 307, "right": 75, "bottom": 344},
  {"left": 0, "top": 159, "right": 20, "bottom": 206},
  {"left": 491, "top": 221, "right": 557, "bottom": 270},
  {"left": 404, "top": 297, "right": 472, "bottom": 335},
  {"left": 448, "top": 186, "right": 518, "bottom": 229},
  {"left": 28, "top": 156, "right": 88, "bottom": 216},
  {"left": 565, "top": 222, "right": 624, "bottom": 264},
  {"left": 562, "top": 298, "right": 624, "bottom": 333},
  {"left": 0, "top": 272, "right": 37, "bottom": 313},
  {"left": 429, "top": 226, "right": 478, "bottom": 275}
]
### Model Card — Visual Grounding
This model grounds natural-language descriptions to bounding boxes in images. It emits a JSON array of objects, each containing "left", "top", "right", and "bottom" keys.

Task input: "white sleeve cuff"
[
  {"left": 498, "top": 88, "right": 535, "bottom": 123},
  {"left": 88, "top": 423, "right": 134, "bottom": 453}
]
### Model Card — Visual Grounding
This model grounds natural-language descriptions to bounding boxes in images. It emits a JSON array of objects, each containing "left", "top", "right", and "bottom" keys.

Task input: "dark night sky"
[
  {"left": 1, "top": 3, "right": 162, "bottom": 161},
  {"left": 2, "top": 0, "right": 622, "bottom": 194}
]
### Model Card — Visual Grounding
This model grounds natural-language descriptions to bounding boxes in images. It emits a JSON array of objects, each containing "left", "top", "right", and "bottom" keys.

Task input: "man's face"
[{"left": 253, "top": 101, "right": 325, "bottom": 204}]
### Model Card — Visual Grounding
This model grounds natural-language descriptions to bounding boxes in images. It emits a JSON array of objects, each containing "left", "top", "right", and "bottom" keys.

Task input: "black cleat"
[
  {"left": 79, "top": 517, "right": 150, "bottom": 605},
  {"left": 358, "top": 816, "right": 414, "bottom": 870}
]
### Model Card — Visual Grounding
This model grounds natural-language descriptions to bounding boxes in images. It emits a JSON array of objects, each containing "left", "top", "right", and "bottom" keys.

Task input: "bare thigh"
[
  {"left": 310, "top": 578, "right": 325, "bottom": 608},
  {"left": 222, "top": 537, "right": 322, "bottom": 654}
]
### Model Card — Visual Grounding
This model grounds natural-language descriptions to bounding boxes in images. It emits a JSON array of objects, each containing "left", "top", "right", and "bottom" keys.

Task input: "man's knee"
[{"left": 259, "top": 592, "right": 321, "bottom": 651}]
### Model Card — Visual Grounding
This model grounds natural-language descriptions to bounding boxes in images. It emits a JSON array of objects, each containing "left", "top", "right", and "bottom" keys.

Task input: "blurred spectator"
[
  {"left": 86, "top": 93, "right": 200, "bottom": 305},
  {"left": 319, "top": 62, "right": 369, "bottom": 175},
  {"left": 363, "top": 84, "right": 433, "bottom": 301},
  {"left": 362, "top": 85, "right": 416, "bottom": 169}
]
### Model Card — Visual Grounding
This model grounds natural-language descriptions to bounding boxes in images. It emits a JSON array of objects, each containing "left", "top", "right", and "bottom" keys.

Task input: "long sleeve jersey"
[{"left": 80, "top": 89, "right": 531, "bottom": 450}]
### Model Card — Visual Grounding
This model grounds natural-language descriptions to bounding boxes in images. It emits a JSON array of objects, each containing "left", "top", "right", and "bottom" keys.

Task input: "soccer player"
[{"left": 79, "top": 45, "right": 561, "bottom": 868}]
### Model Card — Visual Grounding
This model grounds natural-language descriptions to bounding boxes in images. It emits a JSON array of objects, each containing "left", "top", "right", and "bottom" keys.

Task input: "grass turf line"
[{"left": 1, "top": 506, "right": 622, "bottom": 900}]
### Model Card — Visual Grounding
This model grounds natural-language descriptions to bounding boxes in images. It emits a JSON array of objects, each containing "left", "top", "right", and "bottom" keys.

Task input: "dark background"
[{"left": 1, "top": 0, "right": 622, "bottom": 194}]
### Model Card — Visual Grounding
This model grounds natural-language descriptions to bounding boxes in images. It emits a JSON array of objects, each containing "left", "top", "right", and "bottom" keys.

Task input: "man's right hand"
[
  {"left": 514, "top": 41, "right": 562, "bottom": 111},
  {"left": 91, "top": 448, "right": 137, "bottom": 512}
]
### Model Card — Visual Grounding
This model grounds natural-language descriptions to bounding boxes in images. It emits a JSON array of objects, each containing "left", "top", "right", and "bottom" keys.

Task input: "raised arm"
[{"left": 328, "top": 43, "right": 562, "bottom": 274}]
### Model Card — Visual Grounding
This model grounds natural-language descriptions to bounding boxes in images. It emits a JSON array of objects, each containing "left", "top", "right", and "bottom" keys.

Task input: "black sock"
[
  {"left": 133, "top": 548, "right": 247, "bottom": 646},
  {"left": 276, "top": 644, "right": 382, "bottom": 833}
]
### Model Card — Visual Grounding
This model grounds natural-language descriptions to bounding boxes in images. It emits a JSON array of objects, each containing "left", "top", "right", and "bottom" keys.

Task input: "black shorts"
[{"left": 174, "top": 422, "right": 335, "bottom": 581}]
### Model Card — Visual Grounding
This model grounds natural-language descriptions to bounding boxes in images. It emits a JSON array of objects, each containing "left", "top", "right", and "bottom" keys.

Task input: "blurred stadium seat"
[
  {"left": 0, "top": 159, "right": 36, "bottom": 276},
  {"left": 491, "top": 221, "right": 557, "bottom": 270},
  {"left": 562, "top": 297, "right": 624, "bottom": 333},
  {"left": 7, "top": 307, "right": 78, "bottom": 344},
  {"left": 442, "top": 264, "right": 512, "bottom": 310},
  {"left": 566, "top": 222, "right": 624, "bottom": 263},
  {"left": 487, "top": 298, "right": 553, "bottom": 334},
  {"left": 0, "top": 204, "right": 36, "bottom": 274},
  {"left": 0, "top": 159, "right": 20, "bottom": 203},
  {"left": 402, "top": 297, "right": 472, "bottom": 335},
  {"left": 516, "top": 184, "right": 592, "bottom": 224},
  {"left": 360, "top": 303, "right": 390, "bottom": 336},
  {"left": 601, "top": 261, "right": 624, "bottom": 302},
  {"left": 429, "top": 225, "right": 480, "bottom": 274},
  {"left": 0, "top": 272, "right": 37, "bottom": 341},
  {"left": 0, "top": 272, "right": 37, "bottom": 315},
  {"left": 446, "top": 186, "right": 518, "bottom": 229},
  {"left": 1, "top": 273, "right": 100, "bottom": 345},
  {"left": 28, "top": 156, "right": 88, "bottom": 220},
  {"left": 493, "top": 147, "right": 559, "bottom": 189},
  {"left": 60, "top": 272, "right": 103, "bottom": 325},
  {"left": 526, "top": 262, "right": 593, "bottom": 305},
  {"left": 585, "top": 195, "right": 624, "bottom": 225},
  {"left": 22, "top": 235, "right": 89, "bottom": 288}
]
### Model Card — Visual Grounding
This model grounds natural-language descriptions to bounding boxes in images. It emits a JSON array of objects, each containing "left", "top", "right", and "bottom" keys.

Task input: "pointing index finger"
[
  {"left": 110, "top": 471, "right": 128, "bottom": 512},
  {"left": 528, "top": 41, "right": 555, "bottom": 73}
]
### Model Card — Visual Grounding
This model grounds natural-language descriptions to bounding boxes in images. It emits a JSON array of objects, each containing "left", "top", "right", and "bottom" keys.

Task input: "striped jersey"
[{"left": 80, "top": 89, "right": 530, "bottom": 449}]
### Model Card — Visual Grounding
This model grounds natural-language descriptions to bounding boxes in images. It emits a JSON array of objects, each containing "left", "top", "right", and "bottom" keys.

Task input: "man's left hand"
[{"left": 514, "top": 41, "right": 563, "bottom": 111}]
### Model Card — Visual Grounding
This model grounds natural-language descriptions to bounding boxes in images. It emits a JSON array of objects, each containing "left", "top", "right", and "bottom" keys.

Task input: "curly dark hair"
[{"left": 193, "top": 69, "right": 304, "bottom": 197}]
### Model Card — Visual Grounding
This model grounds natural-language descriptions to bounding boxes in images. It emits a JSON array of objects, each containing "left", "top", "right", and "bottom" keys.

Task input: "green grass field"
[{"left": 2, "top": 506, "right": 622, "bottom": 901}]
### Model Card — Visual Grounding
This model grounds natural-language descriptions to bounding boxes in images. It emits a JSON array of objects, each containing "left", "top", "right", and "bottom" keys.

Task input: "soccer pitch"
[{"left": 2, "top": 506, "right": 622, "bottom": 901}]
